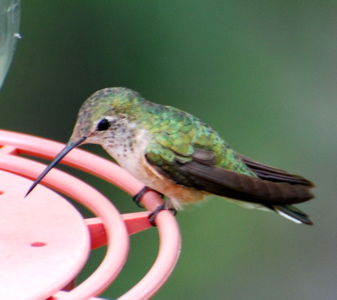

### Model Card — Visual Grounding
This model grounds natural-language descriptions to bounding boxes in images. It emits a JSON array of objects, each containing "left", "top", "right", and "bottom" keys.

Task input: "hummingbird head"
[
  {"left": 70, "top": 87, "right": 144, "bottom": 145},
  {"left": 26, "top": 87, "right": 143, "bottom": 196}
]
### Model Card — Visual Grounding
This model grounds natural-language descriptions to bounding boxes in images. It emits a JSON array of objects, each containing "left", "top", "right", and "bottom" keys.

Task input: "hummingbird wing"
[
  {"left": 237, "top": 154, "right": 314, "bottom": 186},
  {"left": 145, "top": 147, "right": 314, "bottom": 206}
]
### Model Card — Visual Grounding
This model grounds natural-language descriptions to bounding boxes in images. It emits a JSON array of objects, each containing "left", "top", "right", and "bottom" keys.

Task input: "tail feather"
[{"left": 271, "top": 205, "right": 313, "bottom": 225}]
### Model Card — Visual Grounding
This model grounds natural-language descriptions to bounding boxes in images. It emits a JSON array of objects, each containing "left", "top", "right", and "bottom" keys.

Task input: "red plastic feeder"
[{"left": 0, "top": 130, "right": 181, "bottom": 300}]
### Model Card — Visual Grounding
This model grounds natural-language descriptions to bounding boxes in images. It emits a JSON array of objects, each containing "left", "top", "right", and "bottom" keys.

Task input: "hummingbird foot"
[
  {"left": 132, "top": 186, "right": 164, "bottom": 208},
  {"left": 148, "top": 201, "right": 177, "bottom": 226}
]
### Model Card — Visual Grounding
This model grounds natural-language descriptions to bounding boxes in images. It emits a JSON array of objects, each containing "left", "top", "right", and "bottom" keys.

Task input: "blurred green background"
[{"left": 1, "top": 1, "right": 337, "bottom": 299}]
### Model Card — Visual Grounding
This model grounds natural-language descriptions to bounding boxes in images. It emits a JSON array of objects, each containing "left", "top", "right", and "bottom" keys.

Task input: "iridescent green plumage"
[
  {"left": 140, "top": 103, "right": 254, "bottom": 176},
  {"left": 77, "top": 87, "right": 254, "bottom": 175}
]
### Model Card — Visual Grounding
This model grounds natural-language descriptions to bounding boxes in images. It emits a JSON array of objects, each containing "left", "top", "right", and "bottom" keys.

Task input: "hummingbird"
[{"left": 26, "top": 87, "right": 314, "bottom": 225}]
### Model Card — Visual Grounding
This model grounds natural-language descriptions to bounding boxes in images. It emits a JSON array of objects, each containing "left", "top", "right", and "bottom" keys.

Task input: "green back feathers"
[{"left": 77, "top": 87, "right": 253, "bottom": 176}]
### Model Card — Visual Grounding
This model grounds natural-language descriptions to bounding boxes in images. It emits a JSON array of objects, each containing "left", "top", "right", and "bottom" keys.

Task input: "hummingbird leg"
[
  {"left": 132, "top": 186, "right": 164, "bottom": 208},
  {"left": 133, "top": 187, "right": 176, "bottom": 226},
  {"left": 148, "top": 200, "right": 177, "bottom": 226}
]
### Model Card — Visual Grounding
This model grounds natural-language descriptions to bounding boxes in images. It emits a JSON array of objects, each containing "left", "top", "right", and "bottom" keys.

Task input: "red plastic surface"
[
  {"left": 0, "top": 130, "right": 181, "bottom": 300},
  {"left": 0, "top": 171, "right": 90, "bottom": 300}
]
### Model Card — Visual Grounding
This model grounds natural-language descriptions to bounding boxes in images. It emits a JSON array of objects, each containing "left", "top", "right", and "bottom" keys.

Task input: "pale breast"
[{"left": 102, "top": 127, "right": 209, "bottom": 209}]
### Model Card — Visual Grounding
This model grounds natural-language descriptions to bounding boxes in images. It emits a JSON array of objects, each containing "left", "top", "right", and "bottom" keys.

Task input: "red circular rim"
[{"left": 0, "top": 130, "right": 181, "bottom": 299}]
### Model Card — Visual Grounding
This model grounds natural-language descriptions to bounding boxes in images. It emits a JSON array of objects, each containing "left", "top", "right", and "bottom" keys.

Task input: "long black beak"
[{"left": 25, "top": 136, "right": 86, "bottom": 197}]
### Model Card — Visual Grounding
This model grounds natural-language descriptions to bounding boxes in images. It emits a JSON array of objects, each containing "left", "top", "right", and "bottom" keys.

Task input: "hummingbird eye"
[{"left": 96, "top": 118, "right": 111, "bottom": 131}]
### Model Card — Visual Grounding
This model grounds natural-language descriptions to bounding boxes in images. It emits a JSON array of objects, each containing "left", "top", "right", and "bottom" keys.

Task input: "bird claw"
[
  {"left": 148, "top": 203, "right": 177, "bottom": 226},
  {"left": 133, "top": 186, "right": 176, "bottom": 226},
  {"left": 132, "top": 186, "right": 163, "bottom": 208}
]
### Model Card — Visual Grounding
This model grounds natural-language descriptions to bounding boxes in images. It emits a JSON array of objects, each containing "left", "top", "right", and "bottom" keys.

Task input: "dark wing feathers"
[
  {"left": 146, "top": 148, "right": 314, "bottom": 206},
  {"left": 191, "top": 148, "right": 217, "bottom": 165},
  {"left": 238, "top": 154, "right": 314, "bottom": 187},
  {"left": 178, "top": 161, "right": 313, "bottom": 205}
]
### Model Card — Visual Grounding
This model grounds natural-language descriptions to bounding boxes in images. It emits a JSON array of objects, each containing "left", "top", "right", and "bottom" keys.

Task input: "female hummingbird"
[{"left": 26, "top": 88, "right": 314, "bottom": 225}]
